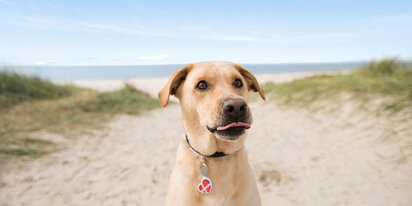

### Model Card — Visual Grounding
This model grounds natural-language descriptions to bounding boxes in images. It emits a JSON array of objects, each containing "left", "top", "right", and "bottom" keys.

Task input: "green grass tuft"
[
  {"left": 90, "top": 83, "right": 160, "bottom": 114},
  {"left": 0, "top": 72, "right": 77, "bottom": 108},
  {"left": 262, "top": 59, "right": 412, "bottom": 113},
  {"left": 358, "top": 59, "right": 408, "bottom": 75}
]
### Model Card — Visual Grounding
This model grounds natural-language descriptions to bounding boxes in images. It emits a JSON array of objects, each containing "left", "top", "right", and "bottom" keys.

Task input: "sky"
[{"left": 0, "top": 0, "right": 411, "bottom": 66}]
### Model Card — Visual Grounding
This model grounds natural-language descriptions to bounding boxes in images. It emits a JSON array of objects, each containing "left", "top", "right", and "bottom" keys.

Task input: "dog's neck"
[
  {"left": 185, "top": 134, "right": 237, "bottom": 158},
  {"left": 176, "top": 136, "right": 248, "bottom": 180},
  {"left": 183, "top": 127, "right": 246, "bottom": 156},
  {"left": 175, "top": 134, "right": 249, "bottom": 196}
]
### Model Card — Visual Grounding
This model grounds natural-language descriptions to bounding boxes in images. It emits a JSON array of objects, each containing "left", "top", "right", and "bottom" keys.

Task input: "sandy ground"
[{"left": 1, "top": 72, "right": 411, "bottom": 206}]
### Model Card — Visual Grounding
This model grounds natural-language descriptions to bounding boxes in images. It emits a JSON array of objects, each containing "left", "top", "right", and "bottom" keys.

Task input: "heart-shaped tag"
[{"left": 197, "top": 177, "right": 212, "bottom": 194}]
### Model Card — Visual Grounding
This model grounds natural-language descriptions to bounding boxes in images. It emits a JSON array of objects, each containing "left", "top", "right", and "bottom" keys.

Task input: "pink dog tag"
[{"left": 198, "top": 177, "right": 212, "bottom": 194}]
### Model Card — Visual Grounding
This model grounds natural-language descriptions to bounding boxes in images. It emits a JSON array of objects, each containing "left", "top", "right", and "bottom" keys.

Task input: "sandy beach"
[{"left": 1, "top": 72, "right": 411, "bottom": 206}]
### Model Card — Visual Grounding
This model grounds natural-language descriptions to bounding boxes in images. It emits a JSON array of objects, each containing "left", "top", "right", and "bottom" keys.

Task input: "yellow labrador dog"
[{"left": 158, "top": 61, "right": 265, "bottom": 206}]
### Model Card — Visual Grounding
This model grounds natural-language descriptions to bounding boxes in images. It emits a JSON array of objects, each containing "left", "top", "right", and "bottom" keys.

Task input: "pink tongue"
[{"left": 216, "top": 122, "right": 251, "bottom": 131}]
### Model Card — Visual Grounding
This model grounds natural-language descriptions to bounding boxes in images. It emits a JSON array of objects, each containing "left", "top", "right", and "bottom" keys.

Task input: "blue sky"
[{"left": 0, "top": 0, "right": 411, "bottom": 65}]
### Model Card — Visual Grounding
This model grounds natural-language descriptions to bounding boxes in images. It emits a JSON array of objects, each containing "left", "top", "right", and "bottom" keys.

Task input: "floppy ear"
[
  {"left": 233, "top": 64, "right": 266, "bottom": 100},
  {"left": 158, "top": 64, "right": 193, "bottom": 107}
]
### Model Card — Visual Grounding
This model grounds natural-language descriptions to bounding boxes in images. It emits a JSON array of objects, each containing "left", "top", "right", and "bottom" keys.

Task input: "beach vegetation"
[
  {"left": 0, "top": 72, "right": 160, "bottom": 162},
  {"left": 261, "top": 59, "right": 412, "bottom": 114},
  {"left": 0, "top": 72, "right": 76, "bottom": 108}
]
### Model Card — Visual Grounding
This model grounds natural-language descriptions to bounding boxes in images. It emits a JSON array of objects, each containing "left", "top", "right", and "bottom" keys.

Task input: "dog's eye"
[
  {"left": 196, "top": 80, "right": 208, "bottom": 90},
  {"left": 233, "top": 78, "right": 243, "bottom": 88}
]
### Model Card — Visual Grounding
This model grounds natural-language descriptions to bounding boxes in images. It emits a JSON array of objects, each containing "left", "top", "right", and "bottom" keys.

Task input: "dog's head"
[{"left": 158, "top": 61, "right": 265, "bottom": 154}]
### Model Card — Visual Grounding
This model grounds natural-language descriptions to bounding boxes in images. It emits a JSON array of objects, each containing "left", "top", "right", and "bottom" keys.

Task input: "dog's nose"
[{"left": 222, "top": 98, "right": 248, "bottom": 116}]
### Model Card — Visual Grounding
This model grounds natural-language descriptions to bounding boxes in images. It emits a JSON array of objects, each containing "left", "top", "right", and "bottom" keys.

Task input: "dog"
[{"left": 158, "top": 61, "right": 265, "bottom": 206}]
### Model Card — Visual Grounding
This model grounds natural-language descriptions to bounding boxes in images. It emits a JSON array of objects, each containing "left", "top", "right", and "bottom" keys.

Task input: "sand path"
[
  {"left": 1, "top": 102, "right": 411, "bottom": 205},
  {"left": 1, "top": 73, "right": 411, "bottom": 205}
]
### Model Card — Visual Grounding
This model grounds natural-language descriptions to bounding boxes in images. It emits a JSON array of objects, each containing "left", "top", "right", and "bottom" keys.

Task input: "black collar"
[{"left": 185, "top": 135, "right": 229, "bottom": 158}]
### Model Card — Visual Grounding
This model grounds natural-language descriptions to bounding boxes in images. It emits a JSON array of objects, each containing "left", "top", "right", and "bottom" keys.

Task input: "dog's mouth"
[
  {"left": 217, "top": 122, "right": 251, "bottom": 130},
  {"left": 207, "top": 122, "right": 251, "bottom": 139}
]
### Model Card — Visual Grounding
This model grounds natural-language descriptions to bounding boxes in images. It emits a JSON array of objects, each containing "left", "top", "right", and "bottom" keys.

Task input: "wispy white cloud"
[
  {"left": 35, "top": 60, "right": 57, "bottom": 66},
  {"left": 192, "top": 31, "right": 359, "bottom": 43},
  {"left": 77, "top": 57, "right": 98, "bottom": 62},
  {"left": 0, "top": 16, "right": 59, "bottom": 28},
  {"left": 77, "top": 23, "right": 150, "bottom": 35},
  {"left": 136, "top": 54, "right": 169, "bottom": 60},
  {"left": 35, "top": 62, "right": 47, "bottom": 66},
  {"left": 75, "top": 22, "right": 177, "bottom": 37},
  {"left": 192, "top": 34, "right": 275, "bottom": 42},
  {"left": 26, "top": 18, "right": 57, "bottom": 25},
  {"left": 0, "top": 15, "right": 368, "bottom": 44}
]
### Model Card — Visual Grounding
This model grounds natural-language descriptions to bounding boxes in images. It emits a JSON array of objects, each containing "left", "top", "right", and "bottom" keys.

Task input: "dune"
[{"left": 1, "top": 71, "right": 411, "bottom": 206}]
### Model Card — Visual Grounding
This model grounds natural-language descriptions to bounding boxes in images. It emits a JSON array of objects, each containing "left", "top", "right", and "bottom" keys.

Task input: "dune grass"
[
  {"left": 0, "top": 72, "right": 160, "bottom": 162},
  {"left": 0, "top": 72, "right": 77, "bottom": 108},
  {"left": 261, "top": 59, "right": 412, "bottom": 114}
]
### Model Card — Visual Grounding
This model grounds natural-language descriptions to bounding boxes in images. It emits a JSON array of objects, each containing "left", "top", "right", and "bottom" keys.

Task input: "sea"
[{"left": 2, "top": 62, "right": 364, "bottom": 81}]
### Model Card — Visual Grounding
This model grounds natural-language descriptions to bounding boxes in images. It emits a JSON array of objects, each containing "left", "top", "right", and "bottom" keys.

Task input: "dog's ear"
[
  {"left": 158, "top": 64, "right": 193, "bottom": 107},
  {"left": 233, "top": 64, "right": 266, "bottom": 100}
]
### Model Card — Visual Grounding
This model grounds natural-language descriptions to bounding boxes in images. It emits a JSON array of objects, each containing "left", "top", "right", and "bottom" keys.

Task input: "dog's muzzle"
[{"left": 208, "top": 98, "right": 251, "bottom": 139}]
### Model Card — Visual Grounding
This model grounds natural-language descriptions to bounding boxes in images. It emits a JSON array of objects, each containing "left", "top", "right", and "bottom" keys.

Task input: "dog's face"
[{"left": 159, "top": 62, "right": 265, "bottom": 152}]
